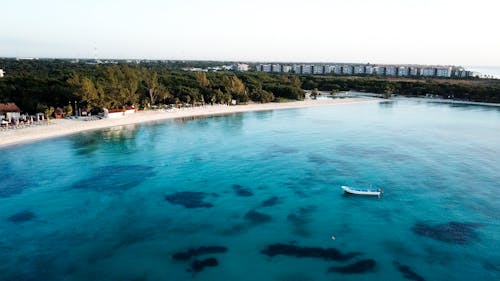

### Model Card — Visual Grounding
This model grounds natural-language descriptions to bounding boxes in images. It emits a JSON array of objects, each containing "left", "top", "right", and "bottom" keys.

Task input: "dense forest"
[
  {"left": 0, "top": 59, "right": 499, "bottom": 114},
  {"left": 301, "top": 75, "right": 500, "bottom": 102},
  {"left": 0, "top": 59, "right": 302, "bottom": 114}
]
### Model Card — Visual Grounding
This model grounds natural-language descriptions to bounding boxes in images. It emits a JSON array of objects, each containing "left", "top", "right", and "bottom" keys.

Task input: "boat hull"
[{"left": 341, "top": 185, "right": 382, "bottom": 196}]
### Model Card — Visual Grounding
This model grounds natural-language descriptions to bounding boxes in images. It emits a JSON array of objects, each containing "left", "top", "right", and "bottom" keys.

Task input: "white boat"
[{"left": 341, "top": 185, "right": 382, "bottom": 197}]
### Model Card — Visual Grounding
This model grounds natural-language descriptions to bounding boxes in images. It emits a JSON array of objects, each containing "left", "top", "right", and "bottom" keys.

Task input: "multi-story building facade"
[
  {"left": 354, "top": 65, "right": 365, "bottom": 75},
  {"left": 435, "top": 67, "right": 452, "bottom": 77},
  {"left": 333, "top": 65, "right": 342, "bottom": 75},
  {"left": 385, "top": 66, "right": 397, "bottom": 76},
  {"left": 301, "top": 65, "right": 312, "bottom": 74},
  {"left": 254, "top": 63, "right": 477, "bottom": 78},
  {"left": 261, "top": 64, "right": 272, "bottom": 72},
  {"left": 324, "top": 65, "right": 334, "bottom": 74},
  {"left": 342, "top": 65, "right": 353, "bottom": 75},
  {"left": 271, "top": 64, "right": 281, "bottom": 73},
  {"left": 375, "top": 66, "right": 385, "bottom": 76},
  {"left": 397, "top": 66, "right": 409, "bottom": 76},
  {"left": 365, "top": 65, "right": 375, "bottom": 75},
  {"left": 233, "top": 64, "right": 249, "bottom": 71},
  {"left": 409, "top": 67, "right": 418, "bottom": 76},
  {"left": 420, "top": 68, "right": 436, "bottom": 77},
  {"left": 292, "top": 64, "right": 302, "bottom": 74},
  {"left": 313, "top": 65, "right": 324, "bottom": 74}
]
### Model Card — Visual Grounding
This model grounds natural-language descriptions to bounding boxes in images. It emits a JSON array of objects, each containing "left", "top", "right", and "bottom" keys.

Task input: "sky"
[{"left": 1, "top": 0, "right": 499, "bottom": 66}]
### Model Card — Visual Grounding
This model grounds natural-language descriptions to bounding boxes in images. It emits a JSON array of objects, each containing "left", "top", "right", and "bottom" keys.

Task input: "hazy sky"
[{"left": 1, "top": 0, "right": 499, "bottom": 66}]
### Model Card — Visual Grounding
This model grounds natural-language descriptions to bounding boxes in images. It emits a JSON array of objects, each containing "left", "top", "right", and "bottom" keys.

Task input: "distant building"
[
  {"left": 353, "top": 65, "right": 365, "bottom": 75},
  {"left": 255, "top": 62, "right": 471, "bottom": 78},
  {"left": 271, "top": 64, "right": 281, "bottom": 73},
  {"left": 364, "top": 65, "right": 375, "bottom": 75},
  {"left": 397, "top": 66, "right": 409, "bottom": 76},
  {"left": 184, "top": 67, "right": 205, "bottom": 72},
  {"left": 333, "top": 65, "right": 342, "bottom": 75},
  {"left": 409, "top": 67, "right": 418, "bottom": 76},
  {"left": 302, "top": 65, "right": 312, "bottom": 74},
  {"left": 324, "top": 65, "right": 334, "bottom": 74},
  {"left": 375, "top": 66, "right": 385, "bottom": 76},
  {"left": 234, "top": 64, "right": 249, "bottom": 72},
  {"left": 261, "top": 64, "right": 272, "bottom": 72},
  {"left": 468, "top": 71, "right": 482, "bottom": 78},
  {"left": 385, "top": 66, "right": 397, "bottom": 76},
  {"left": 453, "top": 68, "right": 471, "bottom": 78},
  {"left": 435, "top": 67, "right": 452, "bottom": 77},
  {"left": 312, "top": 65, "right": 324, "bottom": 74},
  {"left": 342, "top": 65, "right": 353, "bottom": 75},
  {"left": 420, "top": 68, "right": 436, "bottom": 77},
  {"left": 0, "top": 69, "right": 4, "bottom": 78},
  {"left": 292, "top": 64, "right": 302, "bottom": 74}
]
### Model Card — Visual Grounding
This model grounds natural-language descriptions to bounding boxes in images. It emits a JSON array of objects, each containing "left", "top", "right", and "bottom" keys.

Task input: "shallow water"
[{"left": 1, "top": 100, "right": 499, "bottom": 281}]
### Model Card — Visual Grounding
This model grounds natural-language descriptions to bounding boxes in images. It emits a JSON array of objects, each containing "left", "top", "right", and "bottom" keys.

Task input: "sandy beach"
[{"left": 0, "top": 98, "right": 377, "bottom": 148}]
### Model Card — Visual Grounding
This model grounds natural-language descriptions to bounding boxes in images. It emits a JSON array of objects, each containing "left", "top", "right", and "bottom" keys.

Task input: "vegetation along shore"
[{"left": 0, "top": 59, "right": 499, "bottom": 117}]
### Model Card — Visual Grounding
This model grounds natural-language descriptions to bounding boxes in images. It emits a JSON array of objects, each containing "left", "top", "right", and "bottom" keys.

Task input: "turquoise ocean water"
[{"left": 0, "top": 99, "right": 499, "bottom": 281}]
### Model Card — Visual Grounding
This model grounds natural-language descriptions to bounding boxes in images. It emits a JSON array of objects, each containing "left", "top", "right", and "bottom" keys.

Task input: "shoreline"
[{"left": 0, "top": 98, "right": 377, "bottom": 148}]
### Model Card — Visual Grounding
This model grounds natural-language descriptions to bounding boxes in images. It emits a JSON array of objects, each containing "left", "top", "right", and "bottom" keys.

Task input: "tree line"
[
  {"left": 1, "top": 59, "right": 500, "bottom": 115},
  {"left": 0, "top": 59, "right": 304, "bottom": 114},
  {"left": 301, "top": 76, "right": 500, "bottom": 102}
]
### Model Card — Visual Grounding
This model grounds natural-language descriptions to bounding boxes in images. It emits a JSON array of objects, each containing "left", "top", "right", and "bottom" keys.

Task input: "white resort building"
[{"left": 254, "top": 62, "right": 478, "bottom": 78}]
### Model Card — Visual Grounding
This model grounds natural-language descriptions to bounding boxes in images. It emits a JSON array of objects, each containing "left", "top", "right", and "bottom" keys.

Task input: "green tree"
[
  {"left": 44, "top": 106, "right": 55, "bottom": 120},
  {"left": 143, "top": 70, "right": 164, "bottom": 106},
  {"left": 207, "top": 92, "right": 216, "bottom": 105},
  {"left": 223, "top": 75, "right": 248, "bottom": 102},
  {"left": 63, "top": 104, "right": 73, "bottom": 117},
  {"left": 290, "top": 75, "right": 302, "bottom": 88},
  {"left": 36, "top": 103, "right": 48, "bottom": 114},
  {"left": 383, "top": 84, "right": 394, "bottom": 99},
  {"left": 311, "top": 88, "right": 319, "bottom": 99},
  {"left": 122, "top": 66, "right": 140, "bottom": 106},
  {"left": 250, "top": 88, "right": 275, "bottom": 103},
  {"left": 80, "top": 77, "right": 100, "bottom": 110},
  {"left": 195, "top": 71, "right": 211, "bottom": 89},
  {"left": 223, "top": 75, "right": 245, "bottom": 95}
]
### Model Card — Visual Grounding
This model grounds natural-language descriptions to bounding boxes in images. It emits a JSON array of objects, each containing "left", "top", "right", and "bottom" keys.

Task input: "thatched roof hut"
[
  {"left": 0, "top": 103, "right": 21, "bottom": 114},
  {"left": 54, "top": 107, "right": 64, "bottom": 118}
]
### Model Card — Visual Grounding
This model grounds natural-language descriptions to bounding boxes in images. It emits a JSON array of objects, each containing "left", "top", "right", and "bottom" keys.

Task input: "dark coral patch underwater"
[
  {"left": 393, "top": 261, "right": 426, "bottom": 281},
  {"left": 261, "top": 243, "right": 361, "bottom": 261},
  {"left": 232, "top": 184, "right": 253, "bottom": 197},
  {"left": 172, "top": 246, "right": 228, "bottom": 261},
  {"left": 0, "top": 175, "right": 32, "bottom": 198},
  {"left": 8, "top": 210, "right": 35, "bottom": 223},
  {"left": 165, "top": 192, "right": 214, "bottom": 208},
  {"left": 412, "top": 221, "right": 480, "bottom": 244},
  {"left": 71, "top": 165, "right": 155, "bottom": 192},
  {"left": 261, "top": 196, "right": 279, "bottom": 207},
  {"left": 190, "top": 257, "right": 218, "bottom": 273},
  {"left": 245, "top": 210, "right": 272, "bottom": 225},
  {"left": 328, "top": 259, "right": 376, "bottom": 274},
  {"left": 287, "top": 206, "right": 316, "bottom": 237}
]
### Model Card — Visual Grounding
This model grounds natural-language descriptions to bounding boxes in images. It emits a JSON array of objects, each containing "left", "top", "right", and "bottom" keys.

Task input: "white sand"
[{"left": 0, "top": 98, "right": 377, "bottom": 148}]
